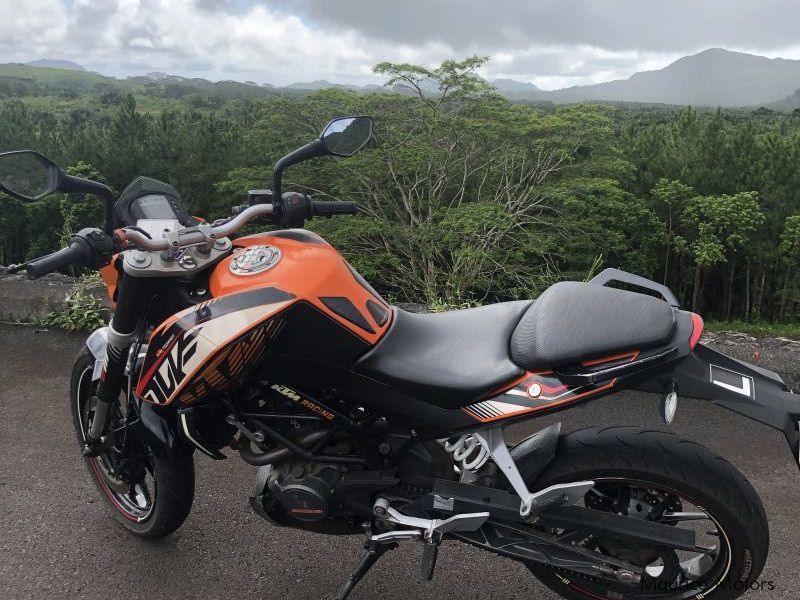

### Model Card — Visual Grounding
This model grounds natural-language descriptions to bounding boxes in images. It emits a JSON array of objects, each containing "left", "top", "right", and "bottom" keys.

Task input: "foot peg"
[
  {"left": 332, "top": 499, "right": 490, "bottom": 598},
  {"left": 370, "top": 498, "right": 488, "bottom": 586},
  {"left": 372, "top": 497, "right": 489, "bottom": 539}
]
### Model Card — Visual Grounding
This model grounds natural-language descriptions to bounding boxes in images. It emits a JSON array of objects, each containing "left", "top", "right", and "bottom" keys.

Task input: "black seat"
[
  {"left": 510, "top": 281, "right": 677, "bottom": 371},
  {"left": 354, "top": 282, "right": 677, "bottom": 409},
  {"left": 354, "top": 301, "right": 531, "bottom": 408}
]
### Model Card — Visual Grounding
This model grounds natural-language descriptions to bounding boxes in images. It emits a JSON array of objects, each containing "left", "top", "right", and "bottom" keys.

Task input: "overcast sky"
[{"left": 3, "top": 0, "right": 800, "bottom": 89}]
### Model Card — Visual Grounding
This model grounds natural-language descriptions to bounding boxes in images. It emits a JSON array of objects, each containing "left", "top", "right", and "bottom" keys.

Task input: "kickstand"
[{"left": 334, "top": 539, "right": 397, "bottom": 600}]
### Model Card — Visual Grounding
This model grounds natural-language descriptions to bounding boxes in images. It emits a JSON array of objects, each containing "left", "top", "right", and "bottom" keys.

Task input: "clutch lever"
[{"left": 7, "top": 251, "right": 58, "bottom": 274}]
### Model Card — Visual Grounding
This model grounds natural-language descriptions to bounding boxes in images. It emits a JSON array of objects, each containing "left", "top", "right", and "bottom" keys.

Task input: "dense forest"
[{"left": 2, "top": 57, "right": 800, "bottom": 323}]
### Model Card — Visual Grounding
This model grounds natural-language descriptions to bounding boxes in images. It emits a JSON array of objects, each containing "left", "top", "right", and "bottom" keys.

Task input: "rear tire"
[
  {"left": 70, "top": 345, "right": 195, "bottom": 539},
  {"left": 528, "top": 426, "right": 768, "bottom": 600}
]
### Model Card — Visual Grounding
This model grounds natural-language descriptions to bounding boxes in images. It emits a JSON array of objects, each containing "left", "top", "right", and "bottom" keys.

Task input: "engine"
[
  {"left": 267, "top": 460, "right": 342, "bottom": 523},
  {"left": 252, "top": 457, "right": 396, "bottom": 535},
  {"left": 242, "top": 382, "right": 458, "bottom": 533}
]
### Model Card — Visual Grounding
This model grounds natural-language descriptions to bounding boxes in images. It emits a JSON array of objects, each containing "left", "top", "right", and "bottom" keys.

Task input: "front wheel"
[
  {"left": 528, "top": 427, "right": 769, "bottom": 600},
  {"left": 70, "top": 346, "right": 195, "bottom": 538}
]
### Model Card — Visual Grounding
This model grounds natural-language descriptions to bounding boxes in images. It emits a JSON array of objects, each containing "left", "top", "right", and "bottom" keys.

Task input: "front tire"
[
  {"left": 70, "top": 345, "right": 195, "bottom": 539},
  {"left": 528, "top": 426, "right": 768, "bottom": 600}
]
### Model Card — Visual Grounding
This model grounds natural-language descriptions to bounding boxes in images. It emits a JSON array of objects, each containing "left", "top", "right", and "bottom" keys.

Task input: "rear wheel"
[
  {"left": 527, "top": 427, "right": 768, "bottom": 600},
  {"left": 70, "top": 346, "right": 195, "bottom": 538}
]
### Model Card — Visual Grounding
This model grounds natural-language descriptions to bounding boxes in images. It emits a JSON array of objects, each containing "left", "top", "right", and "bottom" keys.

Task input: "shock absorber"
[
  {"left": 84, "top": 274, "right": 150, "bottom": 454},
  {"left": 442, "top": 434, "right": 490, "bottom": 474}
]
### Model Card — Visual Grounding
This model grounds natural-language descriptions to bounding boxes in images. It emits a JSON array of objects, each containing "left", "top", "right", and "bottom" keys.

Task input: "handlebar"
[
  {"left": 19, "top": 195, "right": 359, "bottom": 279},
  {"left": 121, "top": 197, "right": 359, "bottom": 251},
  {"left": 122, "top": 203, "right": 276, "bottom": 251},
  {"left": 26, "top": 237, "right": 93, "bottom": 279}
]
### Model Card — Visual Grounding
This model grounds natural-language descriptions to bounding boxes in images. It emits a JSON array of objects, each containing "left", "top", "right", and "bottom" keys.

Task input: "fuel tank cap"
[{"left": 229, "top": 245, "right": 282, "bottom": 275}]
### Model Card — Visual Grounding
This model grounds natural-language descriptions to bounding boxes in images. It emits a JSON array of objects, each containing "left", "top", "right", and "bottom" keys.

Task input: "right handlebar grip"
[
  {"left": 26, "top": 238, "right": 93, "bottom": 280},
  {"left": 311, "top": 200, "right": 359, "bottom": 217}
]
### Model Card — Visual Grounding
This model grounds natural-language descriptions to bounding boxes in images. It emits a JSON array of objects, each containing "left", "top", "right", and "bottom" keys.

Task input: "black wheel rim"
[
  {"left": 546, "top": 477, "right": 732, "bottom": 600},
  {"left": 76, "top": 366, "right": 156, "bottom": 523}
]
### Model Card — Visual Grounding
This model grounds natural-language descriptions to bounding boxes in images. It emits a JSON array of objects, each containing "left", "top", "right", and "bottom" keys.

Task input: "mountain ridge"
[
  {"left": 547, "top": 48, "right": 800, "bottom": 106},
  {"left": 26, "top": 58, "right": 86, "bottom": 71},
  {"left": 10, "top": 49, "right": 800, "bottom": 108}
]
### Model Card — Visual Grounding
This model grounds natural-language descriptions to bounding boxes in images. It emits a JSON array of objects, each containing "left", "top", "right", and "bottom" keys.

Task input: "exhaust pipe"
[{"left": 238, "top": 430, "right": 329, "bottom": 466}]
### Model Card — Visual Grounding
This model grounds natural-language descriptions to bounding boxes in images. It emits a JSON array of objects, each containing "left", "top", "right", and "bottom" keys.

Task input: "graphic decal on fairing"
[
  {"left": 710, "top": 364, "right": 755, "bottom": 399},
  {"left": 137, "top": 287, "right": 295, "bottom": 405},
  {"left": 176, "top": 318, "right": 286, "bottom": 405},
  {"left": 464, "top": 373, "right": 616, "bottom": 422},
  {"left": 464, "top": 352, "right": 638, "bottom": 423}
]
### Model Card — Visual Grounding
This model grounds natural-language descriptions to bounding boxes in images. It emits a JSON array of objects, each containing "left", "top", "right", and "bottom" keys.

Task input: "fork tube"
[{"left": 87, "top": 274, "right": 150, "bottom": 444}]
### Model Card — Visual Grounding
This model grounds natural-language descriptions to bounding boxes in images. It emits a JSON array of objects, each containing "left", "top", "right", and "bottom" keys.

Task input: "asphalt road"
[{"left": 1, "top": 322, "right": 799, "bottom": 600}]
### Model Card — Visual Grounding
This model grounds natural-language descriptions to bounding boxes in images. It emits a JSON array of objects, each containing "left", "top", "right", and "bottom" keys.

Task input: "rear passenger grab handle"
[
  {"left": 555, "top": 346, "right": 679, "bottom": 385},
  {"left": 589, "top": 268, "right": 680, "bottom": 308}
]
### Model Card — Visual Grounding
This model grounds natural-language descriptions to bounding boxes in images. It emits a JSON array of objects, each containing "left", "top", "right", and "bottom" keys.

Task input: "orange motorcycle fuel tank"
[{"left": 135, "top": 230, "right": 392, "bottom": 406}]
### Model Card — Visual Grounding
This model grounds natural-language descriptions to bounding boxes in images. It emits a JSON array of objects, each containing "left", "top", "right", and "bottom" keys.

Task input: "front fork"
[{"left": 84, "top": 273, "right": 151, "bottom": 454}]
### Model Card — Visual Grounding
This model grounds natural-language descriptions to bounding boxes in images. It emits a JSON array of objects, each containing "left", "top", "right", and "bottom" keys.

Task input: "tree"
[
  {"left": 372, "top": 56, "right": 494, "bottom": 124},
  {"left": 351, "top": 58, "right": 578, "bottom": 303},
  {"left": 676, "top": 191, "right": 764, "bottom": 312},
  {"left": 650, "top": 178, "right": 695, "bottom": 284},
  {"left": 779, "top": 215, "right": 800, "bottom": 319}
]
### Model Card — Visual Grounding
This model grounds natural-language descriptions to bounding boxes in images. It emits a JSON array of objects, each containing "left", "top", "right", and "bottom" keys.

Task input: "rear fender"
[
  {"left": 673, "top": 343, "right": 800, "bottom": 467},
  {"left": 498, "top": 422, "right": 561, "bottom": 488}
]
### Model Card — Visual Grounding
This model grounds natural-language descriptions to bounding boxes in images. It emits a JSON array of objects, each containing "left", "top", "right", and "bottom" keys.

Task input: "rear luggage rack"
[{"left": 590, "top": 268, "right": 680, "bottom": 308}]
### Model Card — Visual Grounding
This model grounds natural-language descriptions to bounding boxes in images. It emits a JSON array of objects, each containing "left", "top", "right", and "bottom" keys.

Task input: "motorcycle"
[{"left": 1, "top": 115, "right": 799, "bottom": 600}]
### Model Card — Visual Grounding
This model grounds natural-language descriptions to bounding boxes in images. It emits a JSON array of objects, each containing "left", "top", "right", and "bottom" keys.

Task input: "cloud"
[
  {"left": 279, "top": 0, "right": 800, "bottom": 55},
  {"left": 1, "top": 0, "right": 381, "bottom": 83},
  {"left": 0, "top": 0, "right": 68, "bottom": 52},
  {"left": 1, "top": 0, "right": 799, "bottom": 89}
]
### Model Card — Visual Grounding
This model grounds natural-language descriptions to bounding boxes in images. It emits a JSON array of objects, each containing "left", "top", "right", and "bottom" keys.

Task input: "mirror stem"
[
  {"left": 272, "top": 139, "right": 325, "bottom": 205},
  {"left": 63, "top": 175, "right": 116, "bottom": 233}
]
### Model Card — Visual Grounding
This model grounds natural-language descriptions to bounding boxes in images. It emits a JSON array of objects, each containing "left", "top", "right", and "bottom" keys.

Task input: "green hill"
[
  {"left": 0, "top": 63, "right": 288, "bottom": 105},
  {"left": 0, "top": 63, "right": 123, "bottom": 96}
]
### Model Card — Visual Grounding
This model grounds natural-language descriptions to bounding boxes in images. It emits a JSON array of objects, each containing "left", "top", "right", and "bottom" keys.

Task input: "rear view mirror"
[
  {"left": 320, "top": 116, "right": 373, "bottom": 157},
  {"left": 0, "top": 150, "right": 63, "bottom": 201}
]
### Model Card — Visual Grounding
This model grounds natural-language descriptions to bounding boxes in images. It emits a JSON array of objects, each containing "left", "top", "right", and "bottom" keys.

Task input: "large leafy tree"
[{"left": 675, "top": 191, "right": 764, "bottom": 312}]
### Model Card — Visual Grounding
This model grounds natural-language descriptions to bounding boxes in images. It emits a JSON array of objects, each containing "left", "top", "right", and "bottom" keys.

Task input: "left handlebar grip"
[{"left": 26, "top": 239, "right": 93, "bottom": 280}]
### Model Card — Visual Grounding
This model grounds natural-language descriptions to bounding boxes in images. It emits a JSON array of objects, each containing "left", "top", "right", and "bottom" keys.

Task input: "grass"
[{"left": 704, "top": 319, "right": 800, "bottom": 339}]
